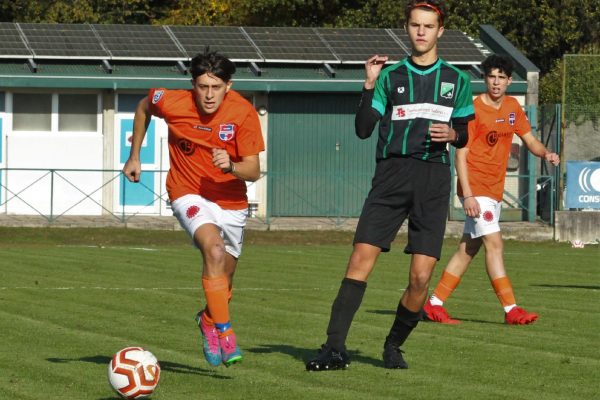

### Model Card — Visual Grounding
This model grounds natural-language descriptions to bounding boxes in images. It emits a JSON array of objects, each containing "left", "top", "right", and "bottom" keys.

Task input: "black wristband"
[{"left": 224, "top": 163, "right": 235, "bottom": 174}]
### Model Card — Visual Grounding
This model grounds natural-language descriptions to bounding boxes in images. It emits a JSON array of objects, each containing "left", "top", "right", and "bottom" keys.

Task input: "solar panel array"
[
  {"left": 0, "top": 23, "right": 486, "bottom": 64},
  {"left": 167, "top": 26, "right": 262, "bottom": 61},
  {"left": 19, "top": 23, "right": 107, "bottom": 58},
  {"left": 0, "top": 23, "right": 32, "bottom": 57}
]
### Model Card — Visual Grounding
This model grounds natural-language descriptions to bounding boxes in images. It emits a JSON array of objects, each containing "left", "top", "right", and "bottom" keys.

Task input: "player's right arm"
[
  {"left": 122, "top": 96, "right": 151, "bottom": 183},
  {"left": 355, "top": 55, "right": 388, "bottom": 139}
]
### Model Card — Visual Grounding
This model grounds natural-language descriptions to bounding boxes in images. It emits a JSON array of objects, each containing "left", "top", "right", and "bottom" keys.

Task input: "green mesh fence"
[{"left": 562, "top": 55, "right": 600, "bottom": 162}]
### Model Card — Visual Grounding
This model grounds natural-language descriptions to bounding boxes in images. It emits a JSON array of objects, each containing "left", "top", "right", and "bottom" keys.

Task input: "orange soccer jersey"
[
  {"left": 148, "top": 88, "right": 265, "bottom": 210},
  {"left": 458, "top": 95, "right": 531, "bottom": 201}
]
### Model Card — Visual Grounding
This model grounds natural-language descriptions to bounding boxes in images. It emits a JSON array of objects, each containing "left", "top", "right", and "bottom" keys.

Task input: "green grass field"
[{"left": 0, "top": 227, "right": 598, "bottom": 400}]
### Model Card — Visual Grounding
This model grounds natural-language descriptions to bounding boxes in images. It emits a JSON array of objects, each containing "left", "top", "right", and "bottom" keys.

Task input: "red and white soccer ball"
[{"left": 108, "top": 347, "right": 161, "bottom": 399}]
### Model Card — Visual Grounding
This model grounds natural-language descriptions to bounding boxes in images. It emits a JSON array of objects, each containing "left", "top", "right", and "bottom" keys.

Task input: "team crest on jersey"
[
  {"left": 440, "top": 82, "right": 455, "bottom": 99},
  {"left": 152, "top": 90, "right": 164, "bottom": 104},
  {"left": 508, "top": 112, "right": 516, "bottom": 126},
  {"left": 219, "top": 124, "right": 236, "bottom": 141},
  {"left": 397, "top": 86, "right": 405, "bottom": 94}
]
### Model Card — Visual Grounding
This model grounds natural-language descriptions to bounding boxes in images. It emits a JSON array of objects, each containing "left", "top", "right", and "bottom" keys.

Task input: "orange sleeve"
[
  {"left": 235, "top": 110, "right": 265, "bottom": 157},
  {"left": 513, "top": 103, "right": 532, "bottom": 137}
]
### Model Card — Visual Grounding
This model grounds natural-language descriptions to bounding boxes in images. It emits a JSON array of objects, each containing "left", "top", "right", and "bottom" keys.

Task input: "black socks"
[
  {"left": 325, "top": 277, "right": 367, "bottom": 351},
  {"left": 385, "top": 302, "right": 421, "bottom": 347}
]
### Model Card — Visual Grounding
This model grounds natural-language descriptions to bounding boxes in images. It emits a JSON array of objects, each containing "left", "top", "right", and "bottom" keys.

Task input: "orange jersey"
[
  {"left": 148, "top": 88, "right": 265, "bottom": 209},
  {"left": 458, "top": 95, "right": 531, "bottom": 201}
]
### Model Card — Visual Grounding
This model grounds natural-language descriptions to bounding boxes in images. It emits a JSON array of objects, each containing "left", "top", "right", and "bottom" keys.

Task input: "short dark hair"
[
  {"left": 405, "top": 0, "right": 447, "bottom": 27},
  {"left": 190, "top": 48, "right": 236, "bottom": 82},
  {"left": 481, "top": 54, "right": 514, "bottom": 77}
]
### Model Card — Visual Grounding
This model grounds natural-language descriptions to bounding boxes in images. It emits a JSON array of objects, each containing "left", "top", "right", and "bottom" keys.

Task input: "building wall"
[{"left": 0, "top": 89, "right": 538, "bottom": 219}]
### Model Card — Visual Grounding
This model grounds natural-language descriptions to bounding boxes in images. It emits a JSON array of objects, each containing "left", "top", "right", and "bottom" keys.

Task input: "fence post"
[
  {"left": 50, "top": 169, "right": 54, "bottom": 222},
  {"left": 527, "top": 106, "right": 537, "bottom": 222}
]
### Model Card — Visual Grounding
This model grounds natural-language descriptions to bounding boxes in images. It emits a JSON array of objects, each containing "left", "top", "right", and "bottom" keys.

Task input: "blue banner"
[
  {"left": 119, "top": 118, "right": 157, "bottom": 207},
  {"left": 120, "top": 119, "right": 155, "bottom": 164},
  {"left": 119, "top": 172, "right": 155, "bottom": 206},
  {"left": 565, "top": 161, "right": 600, "bottom": 209}
]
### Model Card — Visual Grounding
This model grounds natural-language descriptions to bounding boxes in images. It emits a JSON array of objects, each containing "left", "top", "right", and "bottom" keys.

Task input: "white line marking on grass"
[
  {"left": 56, "top": 245, "right": 158, "bottom": 251},
  {"left": 0, "top": 286, "right": 328, "bottom": 291}
]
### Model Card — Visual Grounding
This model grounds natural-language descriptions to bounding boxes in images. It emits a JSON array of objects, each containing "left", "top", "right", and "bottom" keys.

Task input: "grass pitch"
[{"left": 0, "top": 227, "right": 598, "bottom": 400}]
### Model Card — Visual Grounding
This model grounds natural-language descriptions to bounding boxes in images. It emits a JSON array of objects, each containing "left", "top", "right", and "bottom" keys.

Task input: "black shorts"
[{"left": 353, "top": 157, "right": 450, "bottom": 259}]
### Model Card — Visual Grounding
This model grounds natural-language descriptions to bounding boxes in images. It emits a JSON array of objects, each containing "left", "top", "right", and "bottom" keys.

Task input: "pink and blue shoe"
[
  {"left": 194, "top": 311, "right": 222, "bottom": 366},
  {"left": 219, "top": 332, "right": 243, "bottom": 367}
]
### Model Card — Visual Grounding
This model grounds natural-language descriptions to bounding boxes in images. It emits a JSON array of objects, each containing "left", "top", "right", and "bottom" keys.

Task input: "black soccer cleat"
[
  {"left": 305, "top": 344, "right": 350, "bottom": 371},
  {"left": 382, "top": 342, "right": 408, "bottom": 369}
]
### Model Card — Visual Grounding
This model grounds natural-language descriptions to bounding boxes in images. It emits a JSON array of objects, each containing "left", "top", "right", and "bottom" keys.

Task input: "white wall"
[{"left": 4, "top": 92, "right": 104, "bottom": 216}]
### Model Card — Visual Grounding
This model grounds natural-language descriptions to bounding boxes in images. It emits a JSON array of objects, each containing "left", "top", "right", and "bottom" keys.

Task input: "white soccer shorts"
[
  {"left": 462, "top": 196, "right": 502, "bottom": 239},
  {"left": 171, "top": 194, "right": 247, "bottom": 258}
]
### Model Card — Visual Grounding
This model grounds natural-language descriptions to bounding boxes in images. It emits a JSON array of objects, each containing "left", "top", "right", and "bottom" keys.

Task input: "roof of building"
[{"left": 0, "top": 23, "right": 533, "bottom": 93}]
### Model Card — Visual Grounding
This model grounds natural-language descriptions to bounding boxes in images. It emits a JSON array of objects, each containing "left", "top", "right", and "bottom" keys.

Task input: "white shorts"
[
  {"left": 171, "top": 194, "right": 248, "bottom": 258},
  {"left": 462, "top": 196, "right": 501, "bottom": 239}
]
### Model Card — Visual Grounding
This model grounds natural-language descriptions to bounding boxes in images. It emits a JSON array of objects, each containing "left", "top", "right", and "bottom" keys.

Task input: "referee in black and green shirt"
[{"left": 307, "top": 0, "right": 475, "bottom": 371}]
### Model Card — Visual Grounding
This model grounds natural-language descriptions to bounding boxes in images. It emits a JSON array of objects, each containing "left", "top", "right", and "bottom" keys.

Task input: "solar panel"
[
  {"left": 389, "top": 29, "right": 486, "bottom": 64},
  {"left": 437, "top": 30, "right": 486, "bottom": 63},
  {"left": 92, "top": 24, "right": 185, "bottom": 60},
  {"left": 0, "top": 22, "right": 32, "bottom": 58},
  {"left": 167, "top": 26, "right": 262, "bottom": 62},
  {"left": 18, "top": 23, "right": 108, "bottom": 59},
  {"left": 317, "top": 28, "right": 409, "bottom": 63},
  {"left": 243, "top": 27, "right": 337, "bottom": 63}
]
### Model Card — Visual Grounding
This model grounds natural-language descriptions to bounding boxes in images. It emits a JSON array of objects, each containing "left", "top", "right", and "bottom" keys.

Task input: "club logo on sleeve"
[
  {"left": 152, "top": 90, "right": 164, "bottom": 104},
  {"left": 440, "top": 82, "right": 455, "bottom": 99},
  {"left": 219, "top": 124, "right": 236, "bottom": 141},
  {"left": 508, "top": 112, "right": 516, "bottom": 126}
]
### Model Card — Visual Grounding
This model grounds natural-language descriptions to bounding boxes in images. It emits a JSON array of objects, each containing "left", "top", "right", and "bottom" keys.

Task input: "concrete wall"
[{"left": 555, "top": 211, "right": 600, "bottom": 243}]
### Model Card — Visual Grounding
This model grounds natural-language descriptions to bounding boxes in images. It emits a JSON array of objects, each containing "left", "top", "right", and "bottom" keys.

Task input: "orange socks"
[
  {"left": 200, "top": 286, "right": 232, "bottom": 326},
  {"left": 432, "top": 271, "right": 462, "bottom": 303},
  {"left": 491, "top": 276, "right": 517, "bottom": 311},
  {"left": 202, "top": 276, "right": 233, "bottom": 336}
]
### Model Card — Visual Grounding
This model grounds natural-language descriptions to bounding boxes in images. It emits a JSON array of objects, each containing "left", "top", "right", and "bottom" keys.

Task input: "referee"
[{"left": 306, "top": 0, "right": 475, "bottom": 371}]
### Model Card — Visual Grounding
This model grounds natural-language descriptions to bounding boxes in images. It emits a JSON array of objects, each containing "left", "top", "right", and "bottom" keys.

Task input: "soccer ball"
[
  {"left": 108, "top": 347, "right": 161, "bottom": 399},
  {"left": 571, "top": 239, "right": 585, "bottom": 248}
]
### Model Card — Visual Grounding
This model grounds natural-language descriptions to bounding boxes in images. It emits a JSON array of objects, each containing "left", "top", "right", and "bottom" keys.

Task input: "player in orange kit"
[
  {"left": 123, "top": 49, "right": 264, "bottom": 366},
  {"left": 423, "top": 54, "right": 560, "bottom": 325}
]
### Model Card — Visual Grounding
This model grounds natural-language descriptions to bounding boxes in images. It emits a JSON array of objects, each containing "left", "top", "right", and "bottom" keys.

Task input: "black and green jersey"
[{"left": 371, "top": 58, "right": 474, "bottom": 164}]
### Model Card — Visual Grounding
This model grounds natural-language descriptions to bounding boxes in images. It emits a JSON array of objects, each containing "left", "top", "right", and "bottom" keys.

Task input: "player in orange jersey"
[
  {"left": 123, "top": 49, "right": 265, "bottom": 366},
  {"left": 423, "top": 54, "right": 560, "bottom": 325}
]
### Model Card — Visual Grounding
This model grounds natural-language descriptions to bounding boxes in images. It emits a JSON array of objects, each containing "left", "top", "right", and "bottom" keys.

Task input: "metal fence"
[{"left": 0, "top": 165, "right": 556, "bottom": 226}]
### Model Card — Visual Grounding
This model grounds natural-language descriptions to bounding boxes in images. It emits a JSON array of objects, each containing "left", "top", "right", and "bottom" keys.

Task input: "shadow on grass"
[
  {"left": 532, "top": 284, "right": 600, "bottom": 290},
  {"left": 246, "top": 344, "right": 384, "bottom": 368},
  {"left": 367, "top": 309, "right": 505, "bottom": 325},
  {"left": 366, "top": 309, "right": 395, "bottom": 316},
  {"left": 47, "top": 355, "right": 232, "bottom": 379}
]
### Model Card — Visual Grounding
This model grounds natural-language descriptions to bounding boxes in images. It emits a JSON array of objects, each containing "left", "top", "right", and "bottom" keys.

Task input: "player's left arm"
[
  {"left": 520, "top": 132, "right": 560, "bottom": 166},
  {"left": 212, "top": 150, "right": 260, "bottom": 182}
]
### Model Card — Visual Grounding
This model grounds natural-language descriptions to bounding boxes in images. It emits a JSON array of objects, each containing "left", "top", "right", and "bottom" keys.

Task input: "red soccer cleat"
[
  {"left": 423, "top": 300, "right": 460, "bottom": 324},
  {"left": 505, "top": 306, "right": 538, "bottom": 325}
]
